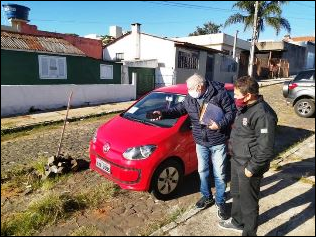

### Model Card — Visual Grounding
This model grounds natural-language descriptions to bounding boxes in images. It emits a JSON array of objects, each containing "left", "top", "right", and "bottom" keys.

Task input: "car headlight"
[
  {"left": 92, "top": 130, "right": 98, "bottom": 143},
  {"left": 123, "top": 145, "right": 157, "bottom": 160}
]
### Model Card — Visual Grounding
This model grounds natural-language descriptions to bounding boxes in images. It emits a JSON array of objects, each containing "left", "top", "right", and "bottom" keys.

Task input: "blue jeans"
[{"left": 196, "top": 143, "right": 227, "bottom": 205}]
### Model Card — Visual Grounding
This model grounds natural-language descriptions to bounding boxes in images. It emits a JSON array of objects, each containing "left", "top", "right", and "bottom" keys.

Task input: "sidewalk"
[
  {"left": 258, "top": 77, "right": 292, "bottom": 88},
  {"left": 1, "top": 101, "right": 135, "bottom": 134},
  {"left": 151, "top": 135, "right": 315, "bottom": 236}
]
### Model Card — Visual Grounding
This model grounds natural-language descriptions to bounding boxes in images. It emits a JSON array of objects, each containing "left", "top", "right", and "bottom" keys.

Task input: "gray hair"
[{"left": 186, "top": 74, "right": 206, "bottom": 89}]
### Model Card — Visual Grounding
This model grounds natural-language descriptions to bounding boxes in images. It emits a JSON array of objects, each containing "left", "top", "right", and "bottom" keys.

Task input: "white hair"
[{"left": 186, "top": 74, "right": 206, "bottom": 89}]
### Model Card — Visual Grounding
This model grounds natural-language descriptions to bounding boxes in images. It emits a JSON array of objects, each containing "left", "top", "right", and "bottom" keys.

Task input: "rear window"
[{"left": 294, "top": 70, "right": 315, "bottom": 82}]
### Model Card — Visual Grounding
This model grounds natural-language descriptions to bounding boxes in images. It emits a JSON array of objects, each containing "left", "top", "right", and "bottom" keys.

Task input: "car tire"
[
  {"left": 294, "top": 99, "right": 315, "bottom": 118},
  {"left": 151, "top": 160, "right": 184, "bottom": 201}
]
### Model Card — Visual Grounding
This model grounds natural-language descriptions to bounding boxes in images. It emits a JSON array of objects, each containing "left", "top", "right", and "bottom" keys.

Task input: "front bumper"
[{"left": 89, "top": 143, "right": 154, "bottom": 191}]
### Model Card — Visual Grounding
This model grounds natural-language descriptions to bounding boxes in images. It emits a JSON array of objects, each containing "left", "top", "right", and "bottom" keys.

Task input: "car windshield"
[
  {"left": 294, "top": 70, "right": 315, "bottom": 82},
  {"left": 122, "top": 92, "right": 186, "bottom": 128}
]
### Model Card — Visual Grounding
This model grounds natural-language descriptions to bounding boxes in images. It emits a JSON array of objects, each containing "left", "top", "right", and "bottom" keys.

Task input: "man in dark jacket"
[
  {"left": 218, "top": 76, "right": 278, "bottom": 236},
  {"left": 149, "top": 74, "right": 236, "bottom": 220}
]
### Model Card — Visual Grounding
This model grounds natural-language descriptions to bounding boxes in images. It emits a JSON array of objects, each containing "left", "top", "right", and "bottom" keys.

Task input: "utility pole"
[
  {"left": 248, "top": 1, "right": 259, "bottom": 77},
  {"left": 232, "top": 30, "right": 239, "bottom": 60}
]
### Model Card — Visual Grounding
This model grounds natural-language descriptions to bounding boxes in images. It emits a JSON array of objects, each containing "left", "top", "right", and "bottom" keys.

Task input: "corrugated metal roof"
[{"left": 1, "top": 31, "right": 85, "bottom": 56}]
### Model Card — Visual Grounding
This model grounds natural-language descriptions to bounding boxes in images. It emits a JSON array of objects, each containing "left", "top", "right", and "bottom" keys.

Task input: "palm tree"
[{"left": 225, "top": 1, "right": 291, "bottom": 39}]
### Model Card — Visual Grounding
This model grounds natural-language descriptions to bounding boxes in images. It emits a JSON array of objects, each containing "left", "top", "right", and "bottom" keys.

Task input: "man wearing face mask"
[
  {"left": 148, "top": 74, "right": 236, "bottom": 220},
  {"left": 218, "top": 76, "right": 278, "bottom": 236}
]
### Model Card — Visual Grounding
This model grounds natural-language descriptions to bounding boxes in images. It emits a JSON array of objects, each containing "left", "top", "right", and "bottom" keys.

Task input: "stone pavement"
[
  {"left": 151, "top": 135, "right": 315, "bottom": 236},
  {"left": 1, "top": 101, "right": 135, "bottom": 133}
]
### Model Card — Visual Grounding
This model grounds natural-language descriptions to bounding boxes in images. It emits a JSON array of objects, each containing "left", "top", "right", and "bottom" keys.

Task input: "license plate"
[{"left": 96, "top": 158, "right": 111, "bottom": 174}]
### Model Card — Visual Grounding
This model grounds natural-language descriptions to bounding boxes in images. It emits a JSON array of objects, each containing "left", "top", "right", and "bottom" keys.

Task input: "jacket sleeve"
[
  {"left": 217, "top": 91, "right": 237, "bottom": 130},
  {"left": 246, "top": 114, "right": 277, "bottom": 175},
  {"left": 161, "top": 101, "right": 187, "bottom": 119}
]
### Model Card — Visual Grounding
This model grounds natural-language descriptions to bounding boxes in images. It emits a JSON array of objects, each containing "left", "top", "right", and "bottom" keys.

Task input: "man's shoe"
[
  {"left": 218, "top": 218, "right": 243, "bottom": 233},
  {"left": 216, "top": 203, "right": 229, "bottom": 220},
  {"left": 195, "top": 196, "right": 215, "bottom": 209}
]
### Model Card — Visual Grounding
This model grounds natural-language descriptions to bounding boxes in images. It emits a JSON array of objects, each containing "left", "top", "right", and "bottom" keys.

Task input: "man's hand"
[
  {"left": 208, "top": 120, "right": 219, "bottom": 130},
  {"left": 245, "top": 168, "right": 253, "bottom": 178},
  {"left": 146, "top": 111, "right": 162, "bottom": 121}
]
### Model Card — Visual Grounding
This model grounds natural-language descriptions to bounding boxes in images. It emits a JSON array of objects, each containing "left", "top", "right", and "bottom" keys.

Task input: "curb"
[
  {"left": 1, "top": 109, "right": 125, "bottom": 135},
  {"left": 273, "top": 134, "right": 315, "bottom": 164},
  {"left": 259, "top": 81, "right": 285, "bottom": 88},
  {"left": 150, "top": 207, "right": 202, "bottom": 236}
]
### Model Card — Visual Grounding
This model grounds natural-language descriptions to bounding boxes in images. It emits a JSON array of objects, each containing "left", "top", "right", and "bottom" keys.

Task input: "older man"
[{"left": 149, "top": 74, "right": 236, "bottom": 220}]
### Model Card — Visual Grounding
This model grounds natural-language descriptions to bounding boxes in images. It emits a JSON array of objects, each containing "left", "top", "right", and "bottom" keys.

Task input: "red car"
[{"left": 90, "top": 83, "right": 234, "bottom": 200}]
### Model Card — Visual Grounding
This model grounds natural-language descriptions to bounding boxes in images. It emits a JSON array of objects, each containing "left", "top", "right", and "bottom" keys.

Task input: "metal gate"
[{"left": 129, "top": 68, "right": 155, "bottom": 98}]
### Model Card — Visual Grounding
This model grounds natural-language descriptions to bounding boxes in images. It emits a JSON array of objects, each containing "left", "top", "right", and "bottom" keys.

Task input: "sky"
[{"left": 1, "top": 1, "right": 315, "bottom": 41}]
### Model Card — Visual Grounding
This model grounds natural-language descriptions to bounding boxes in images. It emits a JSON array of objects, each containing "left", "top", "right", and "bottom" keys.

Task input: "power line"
[
  {"left": 143, "top": 1, "right": 243, "bottom": 13},
  {"left": 144, "top": 1, "right": 315, "bottom": 21}
]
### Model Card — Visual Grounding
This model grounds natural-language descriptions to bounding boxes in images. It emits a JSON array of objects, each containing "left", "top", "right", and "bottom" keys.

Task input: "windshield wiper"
[{"left": 123, "top": 114, "right": 160, "bottom": 127}]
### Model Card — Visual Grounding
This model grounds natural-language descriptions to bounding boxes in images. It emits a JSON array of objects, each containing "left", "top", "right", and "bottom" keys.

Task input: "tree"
[
  {"left": 224, "top": 1, "right": 291, "bottom": 39},
  {"left": 100, "top": 35, "right": 115, "bottom": 46},
  {"left": 189, "top": 21, "right": 222, "bottom": 36}
]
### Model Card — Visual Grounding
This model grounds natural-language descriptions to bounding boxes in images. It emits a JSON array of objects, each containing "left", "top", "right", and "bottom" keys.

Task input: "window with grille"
[
  {"left": 38, "top": 55, "right": 67, "bottom": 79},
  {"left": 178, "top": 51, "right": 199, "bottom": 69}
]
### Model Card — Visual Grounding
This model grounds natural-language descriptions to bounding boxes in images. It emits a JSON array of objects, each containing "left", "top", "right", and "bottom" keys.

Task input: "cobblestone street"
[{"left": 1, "top": 83, "right": 315, "bottom": 236}]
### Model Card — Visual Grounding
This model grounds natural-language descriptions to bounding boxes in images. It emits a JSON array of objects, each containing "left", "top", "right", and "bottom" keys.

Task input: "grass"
[
  {"left": 1, "top": 161, "right": 44, "bottom": 196},
  {"left": 1, "top": 123, "right": 63, "bottom": 142},
  {"left": 269, "top": 162, "right": 282, "bottom": 172},
  {"left": 1, "top": 158, "right": 72, "bottom": 198},
  {"left": 139, "top": 207, "right": 186, "bottom": 236},
  {"left": 70, "top": 225, "right": 103, "bottom": 236},
  {"left": 1, "top": 182, "right": 121, "bottom": 236},
  {"left": 296, "top": 177, "right": 315, "bottom": 186}
]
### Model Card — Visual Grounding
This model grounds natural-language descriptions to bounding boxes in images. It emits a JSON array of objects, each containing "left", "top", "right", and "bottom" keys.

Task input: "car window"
[
  {"left": 122, "top": 92, "right": 186, "bottom": 128},
  {"left": 294, "top": 70, "right": 315, "bottom": 82}
]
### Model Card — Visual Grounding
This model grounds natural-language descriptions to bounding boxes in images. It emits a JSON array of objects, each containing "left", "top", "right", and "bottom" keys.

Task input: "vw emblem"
[{"left": 103, "top": 143, "right": 111, "bottom": 153}]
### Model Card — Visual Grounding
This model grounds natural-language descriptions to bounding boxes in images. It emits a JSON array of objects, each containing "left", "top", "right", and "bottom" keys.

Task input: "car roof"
[{"left": 154, "top": 83, "right": 234, "bottom": 95}]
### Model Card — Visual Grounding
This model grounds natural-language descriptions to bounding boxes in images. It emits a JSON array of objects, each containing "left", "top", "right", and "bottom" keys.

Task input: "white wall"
[
  {"left": 155, "top": 67, "right": 176, "bottom": 87},
  {"left": 1, "top": 84, "right": 136, "bottom": 117},
  {"left": 213, "top": 54, "right": 237, "bottom": 83},
  {"left": 174, "top": 33, "right": 250, "bottom": 51},
  {"left": 174, "top": 33, "right": 250, "bottom": 58},
  {"left": 103, "top": 33, "right": 176, "bottom": 68}
]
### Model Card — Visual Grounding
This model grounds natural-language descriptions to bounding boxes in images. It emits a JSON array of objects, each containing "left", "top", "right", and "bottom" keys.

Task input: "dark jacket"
[
  {"left": 161, "top": 81, "right": 236, "bottom": 147},
  {"left": 230, "top": 96, "right": 278, "bottom": 175}
]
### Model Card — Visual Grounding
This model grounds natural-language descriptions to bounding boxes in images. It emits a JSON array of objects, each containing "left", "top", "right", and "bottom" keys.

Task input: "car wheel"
[
  {"left": 151, "top": 160, "right": 183, "bottom": 200},
  {"left": 294, "top": 99, "right": 315, "bottom": 118}
]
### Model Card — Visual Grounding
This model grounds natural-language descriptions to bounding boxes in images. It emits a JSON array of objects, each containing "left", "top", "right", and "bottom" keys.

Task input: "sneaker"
[
  {"left": 218, "top": 218, "right": 243, "bottom": 233},
  {"left": 195, "top": 196, "right": 215, "bottom": 209},
  {"left": 215, "top": 203, "right": 229, "bottom": 220}
]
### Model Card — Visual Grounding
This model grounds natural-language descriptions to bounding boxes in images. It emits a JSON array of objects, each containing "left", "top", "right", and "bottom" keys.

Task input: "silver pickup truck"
[{"left": 283, "top": 69, "right": 315, "bottom": 118}]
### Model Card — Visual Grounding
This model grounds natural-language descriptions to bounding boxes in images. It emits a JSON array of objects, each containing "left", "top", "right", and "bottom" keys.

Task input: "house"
[
  {"left": 284, "top": 35, "right": 315, "bottom": 69},
  {"left": 103, "top": 23, "right": 238, "bottom": 97},
  {"left": 2, "top": 3, "right": 103, "bottom": 59},
  {"left": 255, "top": 37, "right": 315, "bottom": 78},
  {"left": 1, "top": 31, "right": 135, "bottom": 116},
  {"left": 174, "top": 33, "right": 250, "bottom": 58},
  {"left": 173, "top": 33, "right": 251, "bottom": 77}
]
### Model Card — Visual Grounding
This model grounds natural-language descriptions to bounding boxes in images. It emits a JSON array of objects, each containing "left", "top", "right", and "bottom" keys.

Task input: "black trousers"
[{"left": 230, "top": 158, "right": 263, "bottom": 236}]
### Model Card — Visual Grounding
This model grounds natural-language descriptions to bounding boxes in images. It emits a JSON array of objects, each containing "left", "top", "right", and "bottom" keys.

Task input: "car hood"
[{"left": 96, "top": 115, "right": 173, "bottom": 152}]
